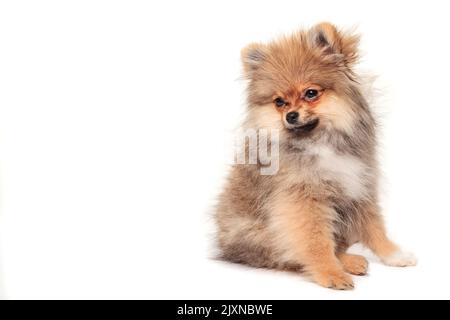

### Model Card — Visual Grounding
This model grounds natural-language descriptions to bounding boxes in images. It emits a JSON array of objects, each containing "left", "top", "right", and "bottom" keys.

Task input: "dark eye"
[
  {"left": 304, "top": 89, "right": 319, "bottom": 101},
  {"left": 274, "top": 97, "right": 286, "bottom": 107}
]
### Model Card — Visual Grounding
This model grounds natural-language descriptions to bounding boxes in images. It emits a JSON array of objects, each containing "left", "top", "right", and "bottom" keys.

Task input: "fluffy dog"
[{"left": 215, "top": 23, "right": 416, "bottom": 289}]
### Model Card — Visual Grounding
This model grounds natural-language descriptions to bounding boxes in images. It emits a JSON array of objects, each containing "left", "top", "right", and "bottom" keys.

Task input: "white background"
[{"left": 0, "top": 0, "right": 449, "bottom": 299}]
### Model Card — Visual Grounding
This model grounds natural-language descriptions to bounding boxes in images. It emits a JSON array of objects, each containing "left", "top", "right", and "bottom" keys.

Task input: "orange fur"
[
  {"left": 270, "top": 194, "right": 354, "bottom": 289},
  {"left": 361, "top": 206, "right": 399, "bottom": 258},
  {"left": 337, "top": 253, "right": 369, "bottom": 275},
  {"left": 216, "top": 22, "right": 416, "bottom": 290}
]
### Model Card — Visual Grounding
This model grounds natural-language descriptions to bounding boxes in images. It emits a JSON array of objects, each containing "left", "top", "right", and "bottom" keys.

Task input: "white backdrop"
[{"left": 0, "top": 0, "right": 449, "bottom": 299}]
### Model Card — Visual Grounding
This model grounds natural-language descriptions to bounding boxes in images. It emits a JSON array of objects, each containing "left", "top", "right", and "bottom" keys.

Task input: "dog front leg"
[
  {"left": 361, "top": 205, "right": 417, "bottom": 267},
  {"left": 271, "top": 196, "right": 353, "bottom": 290}
]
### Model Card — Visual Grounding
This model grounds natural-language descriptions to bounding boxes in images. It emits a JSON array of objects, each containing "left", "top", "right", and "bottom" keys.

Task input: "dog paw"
[
  {"left": 381, "top": 250, "right": 417, "bottom": 267},
  {"left": 313, "top": 270, "right": 354, "bottom": 290},
  {"left": 340, "top": 254, "right": 369, "bottom": 275}
]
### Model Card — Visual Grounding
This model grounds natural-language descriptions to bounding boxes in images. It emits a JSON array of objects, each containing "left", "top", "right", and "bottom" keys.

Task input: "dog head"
[{"left": 242, "top": 23, "right": 363, "bottom": 137}]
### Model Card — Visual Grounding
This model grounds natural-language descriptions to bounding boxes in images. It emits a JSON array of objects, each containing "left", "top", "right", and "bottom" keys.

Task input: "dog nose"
[{"left": 286, "top": 111, "right": 299, "bottom": 124}]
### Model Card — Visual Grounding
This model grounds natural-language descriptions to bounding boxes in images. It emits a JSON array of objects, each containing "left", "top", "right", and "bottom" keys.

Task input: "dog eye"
[
  {"left": 274, "top": 97, "right": 286, "bottom": 107},
  {"left": 304, "top": 89, "right": 319, "bottom": 101}
]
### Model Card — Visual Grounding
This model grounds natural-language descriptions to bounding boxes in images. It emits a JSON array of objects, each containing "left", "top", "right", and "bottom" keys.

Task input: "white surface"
[{"left": 0, "top": 0, "right": 449, "bottom": 299}]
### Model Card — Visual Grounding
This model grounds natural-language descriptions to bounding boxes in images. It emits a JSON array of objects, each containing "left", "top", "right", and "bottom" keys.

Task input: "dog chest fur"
[{"left": 305, "top": 144, "right": 369, "bottom": 201}]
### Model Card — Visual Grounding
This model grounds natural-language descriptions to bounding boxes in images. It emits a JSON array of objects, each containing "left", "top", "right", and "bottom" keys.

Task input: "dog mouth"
[{"left": 288, "top": 118, "right": 320, "bottom": 133}]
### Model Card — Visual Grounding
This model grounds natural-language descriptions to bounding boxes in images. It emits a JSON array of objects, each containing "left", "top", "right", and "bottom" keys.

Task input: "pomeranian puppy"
[{"left": 216, "top": 23, "right": 416, "bottom": 290}]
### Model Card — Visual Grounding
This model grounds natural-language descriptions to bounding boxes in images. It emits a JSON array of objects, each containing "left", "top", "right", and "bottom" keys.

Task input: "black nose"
[{"left": 286, "top": 111, "right": 299, "bottom": 124}]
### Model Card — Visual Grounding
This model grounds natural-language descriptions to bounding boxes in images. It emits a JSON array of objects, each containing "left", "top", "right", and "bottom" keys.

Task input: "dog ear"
[
  {"left": 309, "top": 22, "right": 360, "bottom": 65},
  {"left": 309, "top": 22, "right": 340, "bottom": 53},
  {"left": 241, "top": 43, "right": 266, "bottom": 74}
]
